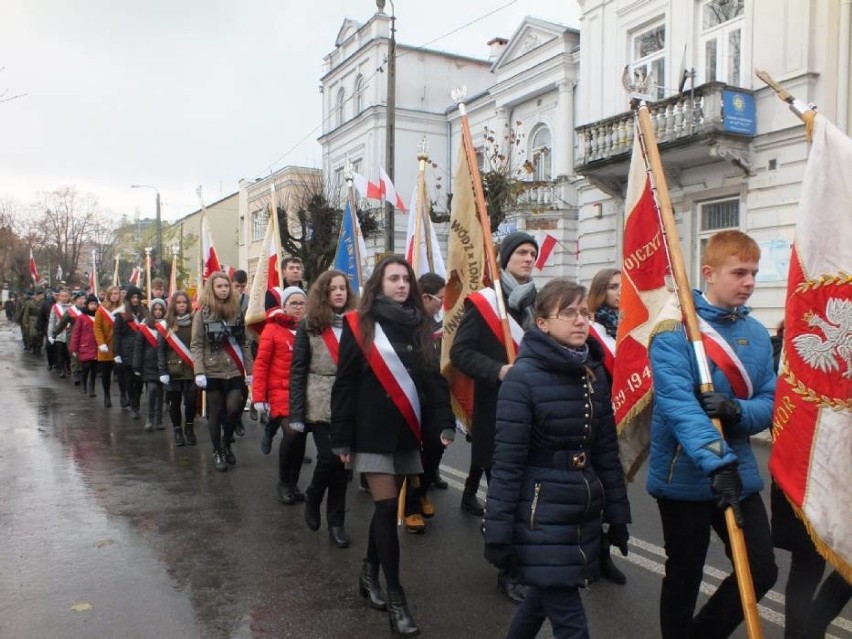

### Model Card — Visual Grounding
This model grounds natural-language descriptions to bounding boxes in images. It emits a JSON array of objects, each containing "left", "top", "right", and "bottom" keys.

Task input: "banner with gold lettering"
[
  {"left": 613, "top": 129, "right": 678, "bottom": 480},
  {"left": 440, "top": 140, "right": 487, "bottom": 431},
  {"left": 769, "top": 113, "right": 852, "bottom": 581}
]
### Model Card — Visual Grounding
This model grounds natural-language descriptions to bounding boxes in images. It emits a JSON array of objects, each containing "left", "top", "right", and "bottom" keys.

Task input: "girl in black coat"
[
  {"left": 484, "top": 278, "right": 631, "bottom": 639},
  {"left": 133, "top": 298, "right": 166, "bottom": 432},
  {"left": 331, "top": 256, "right": 455, "bottom": 637},
  {"left": 114, "top": 285, "right": 147, "bottom": 419}
]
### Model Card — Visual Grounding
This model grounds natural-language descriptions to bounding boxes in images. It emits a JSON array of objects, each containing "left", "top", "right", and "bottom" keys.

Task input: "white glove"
[
  {"left": 289, "top": 421, "right": 305, "bottom": 433},
  {"left": 47, "top": 336, "right": 55, "bottom": 345},
  {"left": 244, "top": 374, "right": 253, "bottom": 385},
  {"left": 195, "top": 374, "right": 207, "bottom": 389},
  {"left": 253, "top": 402, "right": 269, "bottom": 413},
  {"left": 159, "top": 375, "right": 170, "bottom": 385},
  {"left": 113, "top": 355, "right": 122, "bottom": 364},
  {"left": 98, "top": 344, "right": 109, "bottom": 353}
]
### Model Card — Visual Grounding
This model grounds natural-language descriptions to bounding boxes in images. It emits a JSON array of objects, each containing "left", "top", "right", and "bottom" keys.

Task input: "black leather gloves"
[
  {"left": 607, "top": 523, "right": 630, "bottom": 556},
  {"left": 711, "top": 463, "right": 744, "bottom": 527},
  {"left": 700, "top": 392, "right": 742, "bottom": 426},
  {"left": 484, "top": 544, "right": 515, "bottom": 571}
]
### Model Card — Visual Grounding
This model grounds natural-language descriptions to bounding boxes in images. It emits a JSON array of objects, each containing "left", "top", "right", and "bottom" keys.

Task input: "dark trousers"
[
  {"left": 81, "top": 360, "right": 97, "bottom": 392},
  {"left": 98, "top": 360, "right": 114, "bottom": 397},
  {"left": 277, "top": 418, "right": 307, "bottom": 486},
  {"left": 45, "top": 339, "right": 55, "bottom": 368},
  {"left": 307, "top": 422, "right": 348, "bottom": 527},
  {"left": 657, "top": 494, "right": 777, "bottom": 639},
  {"left": 118, "top": 365, "right": 142, "bottom": 410},
  {"left": 146, "top": 381, "right": 164, "bottom": 425},
  {"left": 167, "top": 381, "right": 197, "bottom": 428},
  {"left": 507, "top": 586, "right": 589, "bottom": 639},
  {"left": 54, "top": 341, "right": 70, "bottom": 373}
]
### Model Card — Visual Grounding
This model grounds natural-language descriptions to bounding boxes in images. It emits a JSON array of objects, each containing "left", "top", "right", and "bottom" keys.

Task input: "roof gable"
[
  {"left": 335, "top": 18, "right": 362, "bottom": 47},
  {"left": 492, "top": 16, "right": 572, "bottom": 71}
]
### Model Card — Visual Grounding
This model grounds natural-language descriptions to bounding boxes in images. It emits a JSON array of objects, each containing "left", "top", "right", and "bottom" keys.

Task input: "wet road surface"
[{"left": 1, "top": 322, "right": 850, "bottom": 638}]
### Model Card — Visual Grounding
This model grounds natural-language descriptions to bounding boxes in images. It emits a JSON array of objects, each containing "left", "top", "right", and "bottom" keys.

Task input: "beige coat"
[
  {"left": 304, "top": 332, "right": 337, "bottom": 424},
  {"left": 190, "top": 311, "right": 253, "bottom": 379}
]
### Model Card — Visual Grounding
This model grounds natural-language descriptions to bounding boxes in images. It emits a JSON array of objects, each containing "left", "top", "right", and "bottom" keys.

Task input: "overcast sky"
[{"left": 0, "top": 1, "right": 580, "bottom": 222}]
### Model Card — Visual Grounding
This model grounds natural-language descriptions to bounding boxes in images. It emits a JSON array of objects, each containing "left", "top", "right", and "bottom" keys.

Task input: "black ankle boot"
[
  {"left": 358, "top": 560, "right": 386, "bottom": 611},
  {"left": 174, "top": 426, "right": 186, "bottom": 447},
  {"left": 387, "top": 587, "right": 420, "bottom": 636},
  {"left": 460, "top": 490, "right": 484, "bottom": 516},
  {"left": 600, "top": 541, "right": 627, "bottom": 585},
  {"left": 184, "top": 422, "right": 196, "bottom": 445}
]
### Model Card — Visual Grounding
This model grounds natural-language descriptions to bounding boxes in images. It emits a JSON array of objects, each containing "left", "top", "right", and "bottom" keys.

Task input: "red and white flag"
[
  {"left": 613, "top": 129, "right": 678, "bottom": 480},
  {"left": 769, "top": 113, "right": 852, "bottom": 580},
  {"left": 201, "top": 214, "right": 221, "bottom": 281},
  {"left": 534, "top": 233, "right": 558, "bottom": 270},
  {"left": 245, "top": 214, "right": 283, "bottom": 336},
  {"left": 29, "top": 248, "right": 39, "bottom": 283},
  {"left": 89, "top": 249, "right": 98, "bottom": 297},
  {"left": 405, "top": 182, "right": 446, "bottom": 279},
  {"left": 379, "top": 166, "right": 407, "bottom": 212},
  {"left": 351, "top": 172, "right": 383, "bottom": 200},
  {"left": 129, "top": 266, "right": 141, "bottom": 286}
]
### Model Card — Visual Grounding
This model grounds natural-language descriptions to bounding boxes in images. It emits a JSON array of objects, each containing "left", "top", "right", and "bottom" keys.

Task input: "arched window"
[
  {"left": 354, "top": 75, "right": 364, "bottom": 114},
  {"left": 529, "top": 125, "right": 552, "bottom": 181},
  {"left": 335, "top": 88, "right": 346, "bottom": 127}
]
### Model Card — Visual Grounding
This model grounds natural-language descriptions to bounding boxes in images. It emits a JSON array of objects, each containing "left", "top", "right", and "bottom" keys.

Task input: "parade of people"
[{"left": 2, "top": 4, "right": 851, "bottom": 638}]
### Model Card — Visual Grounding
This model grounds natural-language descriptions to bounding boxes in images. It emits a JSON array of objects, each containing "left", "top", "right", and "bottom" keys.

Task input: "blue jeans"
[{"left": 507, "top": 585, "right": 589, "bottom": 639}]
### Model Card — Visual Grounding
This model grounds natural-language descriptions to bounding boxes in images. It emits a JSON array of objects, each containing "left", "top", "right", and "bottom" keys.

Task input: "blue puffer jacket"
[
  {"left": 646, "top": 290, "right": 776, "bottom": 501},
  {"left": 484, "top": 328, "right": 631, "bottom": 588}
]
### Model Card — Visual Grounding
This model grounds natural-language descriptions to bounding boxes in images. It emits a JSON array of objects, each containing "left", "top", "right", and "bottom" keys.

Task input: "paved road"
[{"left": 0, "top": 321, "right": 849, "bottom": 638}]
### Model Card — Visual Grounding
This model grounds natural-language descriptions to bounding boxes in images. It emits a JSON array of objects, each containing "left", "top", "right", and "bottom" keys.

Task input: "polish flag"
[
  {"left": 29, "top": 248, "right": 39, "bottom": 283},
  {"left": 534, "top": 234, "right": 558, "bottom": 270},
  {"left": 351, "top": 172, "right": 383, "bottom": 200},
  {"left": 379, "top": 166, "right": 407, "bottom": 212},
  {"left": 405, "top": 183, "right": 446, "bottom": 278},
  {"left": 129, "top": 266, "right": 141, "bottom": 286},
  {"left": 201, "top": 214, "right": 221, "bottom": 281},
  {"left": 245, "top": 215, "right": 283, "bottom": 336}
]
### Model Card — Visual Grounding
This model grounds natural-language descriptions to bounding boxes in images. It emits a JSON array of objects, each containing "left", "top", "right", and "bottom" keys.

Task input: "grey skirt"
[{"left": 351, "top": 450, "right": 423, "bottom": 475}]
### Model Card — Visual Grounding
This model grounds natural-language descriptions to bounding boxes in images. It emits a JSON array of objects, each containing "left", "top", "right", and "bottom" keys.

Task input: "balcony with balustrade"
[{"left": 574, "top": 82, "right": 756, "bottom": 198}]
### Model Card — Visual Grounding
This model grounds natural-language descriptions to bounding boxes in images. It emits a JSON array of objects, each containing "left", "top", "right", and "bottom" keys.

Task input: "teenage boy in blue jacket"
[{"left": 648, "top": 230, "right": 777, "bottom": 639}]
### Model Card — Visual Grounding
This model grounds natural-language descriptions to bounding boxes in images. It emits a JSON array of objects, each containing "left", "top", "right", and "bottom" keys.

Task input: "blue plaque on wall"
[{"left": 723, "top": 90, "right": 756, "bottom": 135}]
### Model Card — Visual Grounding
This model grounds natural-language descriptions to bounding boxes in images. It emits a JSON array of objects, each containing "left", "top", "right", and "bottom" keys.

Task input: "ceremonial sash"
[
  {"left": 140, "top": 325, "right": 159, "bottom": 348},
  {"left": 222, "top": 336, "right": 246, "bottom": 376},
  {"left": 346, "top": 313, "right": 421, "bottom": 441},
  {"left": 282, "top": 328, "right": 296, "bottom": 350},
  {"left": 589, "top": 321, "right": 616, "bottom": 375},
  {"left": 155, "top": 321, "right": 194, "bottom": 370},
  {"left": 68, "top": 306, "right": 82, "bottom": 319},
  {"left": 697, "top": 317, "right": 754, "bottom": 400},
  {"left": 96, "top": 305, "right": 116, "bottom": 327},
  {"left": 468, "top": 288, "right": 524, "bottom": 352},
  {"left": 125, "top": 316, "right": 140, "bottom": 333},
  {"left": 52, "top": 304, "right": 65, "bottom": 321},
  {"left": 321, "top": 326, "right": 341, "bottom": 365}
]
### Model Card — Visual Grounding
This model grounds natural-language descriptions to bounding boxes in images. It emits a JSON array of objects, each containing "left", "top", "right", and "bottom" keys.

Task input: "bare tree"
[{"left": 36, "top": 186, "right": 100, "bottom": 282}]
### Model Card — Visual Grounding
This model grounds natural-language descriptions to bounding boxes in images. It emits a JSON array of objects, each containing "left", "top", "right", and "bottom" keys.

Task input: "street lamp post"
[
  {"left": 130, "top": 184, "right": 162, "bottom": 276},
  {"left": 377, "top": 0, "right": 396, "bottom": 253}
]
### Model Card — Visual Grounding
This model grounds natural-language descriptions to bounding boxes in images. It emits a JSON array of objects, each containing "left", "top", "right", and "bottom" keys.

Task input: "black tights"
[
  {"left": 365, "top": 474, "right": 404, "bottom": 591},
  {"left": 98, "top": 361, "right": 113, "bottom": 397},
  {"left": 167, "top": 384, "right": 197, "bottom": 428},
  {"left": 81, "top": 361, "right": 97, "bottom": 392},
  {"left": 206, "top": 387, "right": 242, "bottom": 450}
]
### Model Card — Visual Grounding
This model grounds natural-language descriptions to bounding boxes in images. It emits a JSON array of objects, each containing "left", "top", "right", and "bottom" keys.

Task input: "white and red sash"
[
  {"left": 321, "top": 326, "right": 342, "bottom": 365},
  {"left": 589, "top": 321, "right": 616, "bottom": 375},
  {"left": 346, "top": 313, "right": 421, "bottom": 441},
  {"left": 155, "top": 320, "right": 194, "bottom": 370},
  {"left": 67, "top": 306, "right": 82, "bottom": 320},
  {"left": 52, "top": 304, "right": 65, "bottom": 321},
  {"left": 96, "top": 305, "right": 116, "bottom": 327},
  {"left": 222, "top": 337, "right": 246, "bottom": 376},
  {"left": 468, "top": 288, "right": 523, "bottom": 352},
  {"left": 140, "top": 324, "right": 159, "bottom": 348},
  {"left": 697, "top": 317, "right": 754, "bottom": 400}
]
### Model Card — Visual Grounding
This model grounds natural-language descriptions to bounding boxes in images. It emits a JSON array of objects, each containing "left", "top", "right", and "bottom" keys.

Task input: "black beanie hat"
[
  {"left": 125, "top": 285, "right": 142, "bottom": 300},
  {"left": 499, "top": 231, "right": 538, "bottom": 269},
  {"left": 85, "top": 294, "right": 99, "bottom": 305}
]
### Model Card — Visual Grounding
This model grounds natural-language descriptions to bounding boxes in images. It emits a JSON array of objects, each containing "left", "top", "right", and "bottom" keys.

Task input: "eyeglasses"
[
  {"left": 286, "top": 300, "right": 306, "bottom": 307},
  {"left": 425, "top": 294, "right": 444, "bottom": 304},
  {"left": 546, "top": 308, "right": 593, "bottom": 322}
]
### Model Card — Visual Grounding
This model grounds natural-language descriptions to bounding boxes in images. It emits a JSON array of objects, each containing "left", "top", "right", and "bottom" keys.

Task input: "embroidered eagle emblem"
[{"left": 791, "top": 298, "right": 852, "bottom": 379}]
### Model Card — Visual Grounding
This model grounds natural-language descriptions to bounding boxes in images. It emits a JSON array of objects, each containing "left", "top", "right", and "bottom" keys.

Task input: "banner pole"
[{"left": 633, "top": 101, "right": 764, "bottom": 639}]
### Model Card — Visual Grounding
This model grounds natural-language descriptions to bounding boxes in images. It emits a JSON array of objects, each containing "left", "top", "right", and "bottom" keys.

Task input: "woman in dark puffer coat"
[
  {"left": 133, "top": 298, "right": 167, "bottom": 432},
  {"left": 484, "top": 278, "right": 631, "bottom": 639}
]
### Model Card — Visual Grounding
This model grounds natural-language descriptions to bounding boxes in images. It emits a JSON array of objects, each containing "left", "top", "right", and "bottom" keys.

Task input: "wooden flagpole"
[
  {"left": 632, "top": 101, "right": 764, "bottom": 639},
  {"left": 112, "top": 255, "right": 120, "bottom": 287},
  {"left": 454, "top": 92, "right": 516, "bottom": 363},
  {"left": 269, "top": 180, "right": 285, "bottom": 287},
  {"left": 755, "top": 69, "right": 817, "bottom": 125}
]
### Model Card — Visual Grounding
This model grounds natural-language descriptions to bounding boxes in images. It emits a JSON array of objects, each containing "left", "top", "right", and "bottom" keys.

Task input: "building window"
[
  {"left": 251, "top": 209, "right": 268, "bottom": 241},
  {"left": 335, "top": 88, "right": 346, "bottom": 127},
  {"left": 333, "top": 166, "right": 344, "bottom": 193},
  {"left": 351, "top": 158, "right": 362, "bottom": 176},
  {"left": 354, "top": 75, "right": 364, "bottom": 114},
  {"left": 699, "top": 0, "right": 745, "bottom": 86},
  {"left": 529, "top": 125, "right": 552, "bottom": 181},
  {"left": 631, "top": 21, "right": 666, "bottom": 100},
  {"left": 696, "top": 197, "right": 740, "bottom": 280}
]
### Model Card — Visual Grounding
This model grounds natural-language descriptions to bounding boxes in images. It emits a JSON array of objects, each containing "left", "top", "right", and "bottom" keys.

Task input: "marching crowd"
[{"left": 6, "top": 229, "right": 849, "bottom": 638}]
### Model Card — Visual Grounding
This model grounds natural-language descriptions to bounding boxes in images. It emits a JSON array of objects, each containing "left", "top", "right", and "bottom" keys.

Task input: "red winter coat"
[
  {"left": 70, "top": 313, "right": 99, "bottom": 363},
  {"left": 252, "top": 309, "right": 298, "bottom": 418}
]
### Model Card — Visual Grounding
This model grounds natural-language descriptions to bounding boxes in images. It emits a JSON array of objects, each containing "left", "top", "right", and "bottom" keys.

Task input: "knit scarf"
[
  {"left": 373, "top": 295, "right": 422, "bottom": 327},
  {"left": 500, "top": 270, "right": 536, "bottom": 330},
  {"left": 562, "top": 342, "right": 589, "bottom": 364},
  {"left": 594, "top": 304, "right": 620, "bottom": 338}
]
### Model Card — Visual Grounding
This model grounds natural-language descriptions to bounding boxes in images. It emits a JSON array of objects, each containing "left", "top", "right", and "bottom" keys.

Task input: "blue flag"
[{"left": 333, "top": 199, "right": 364, "bottom": 291}]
